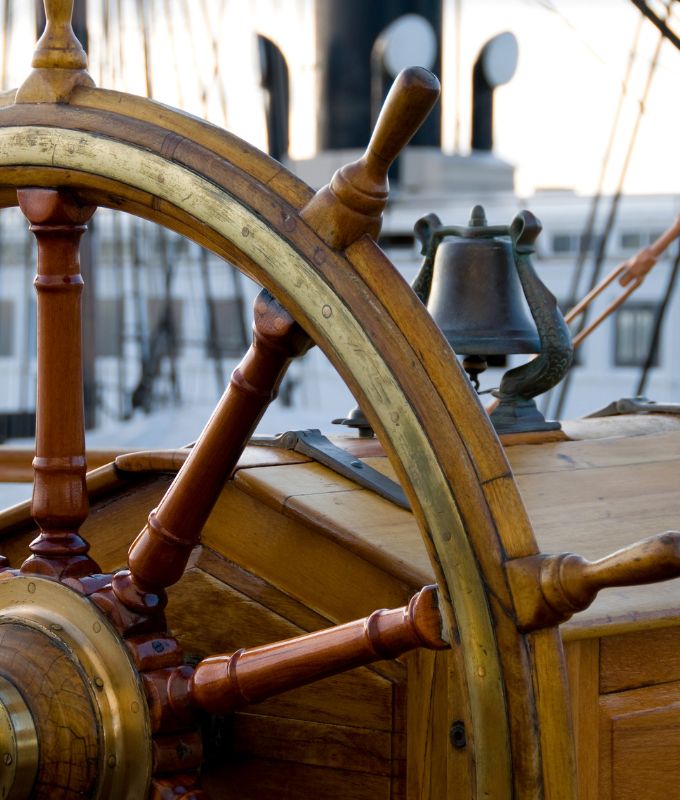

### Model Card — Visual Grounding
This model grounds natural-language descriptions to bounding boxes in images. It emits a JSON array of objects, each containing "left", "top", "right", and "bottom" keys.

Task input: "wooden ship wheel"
[{"left": 1, "top": 3, "right": 680, "bottom": 799}]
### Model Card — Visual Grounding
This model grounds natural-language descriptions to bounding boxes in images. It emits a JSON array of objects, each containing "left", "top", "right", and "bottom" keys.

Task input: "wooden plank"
[
  {"left": 196, "top": 546, "right": 334, "bottom": 634},
  {"left": 564, "top": 638, "right": 600, "bottom": 800},
  {"left": 405, "top": 649, "right": 449, "bottom": 800},
  {"left": 563, "top": 414, "right": 680, "bottom": 441},
  {"left": 167, "top": 567, "right": 399, "bottom": 731},
  {"left": 236, "top": 461, "right": 358, "bottom": 510},
  {"left": 234, "top": 462, "right": 432, "bottom": 588},
  {"left": 202, "top": 758, "right": 391, "bottom": 800},
  {"left": 0, "top": 447, "right": 120, "bottom": 482},
  {"left": 230, "top": 713, "right": 393, "bottom": 776},
  {"left": 507, "top": 430, "right": 680, "bottom": 476},
  {"left": 600, "top": 626, "right": 680, "bottom": 693},
  {"left": 530, "top": 628, "right": 578, "bottom": 800},
  {"left": 599, "top": 681, "right": 680, "bottom": 800},
  {"left": 513, "top": 442, "right": 680, "bottom": 634},
  {"left": 501, "top": 429, "right": 569, "bottom": 447},
  {"left": 196, "top": 545, "right": 407, "bottom": 684},
  {"left": 201, "top": 483, "right": 417, "bottom": 622}
]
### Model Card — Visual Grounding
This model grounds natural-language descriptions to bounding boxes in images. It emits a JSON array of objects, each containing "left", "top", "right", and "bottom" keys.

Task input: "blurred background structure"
[{"left": 0, "top": 0, "right": 677, "bottom": 458}]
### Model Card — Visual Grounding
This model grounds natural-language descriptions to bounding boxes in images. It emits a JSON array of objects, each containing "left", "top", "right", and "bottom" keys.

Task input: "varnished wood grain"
[
  {"left": 0, "top": 472, "right": 170, "bottom": 573},
  {"left": 231, "top": 713, "right": 393, "bottom": 776},
  {"left": 201, "top": 484, "right": 415, "bottom": 621},
  {"left": 405, "top": 650, "right": 450, "bottom": 799},
  {"left": 0, "top": 622, "right": 100, "bottom": 798},
  {"left": 0, "top": 103, "right": 534, "bottom": 796},
  {"left": 301, "top": 68, "right": 439, "bottom": 250},
  {"left": 0, "top": 448, "right": 120, "bottom": 483},
  {"left": 508, "top": 532, "right": 680, "bottom": 631},
  {"left": 234, "top": 462, "right": 431, "bottom": 587},
  {"left": 599, "top": 682, "right": 680, "bottom": 800},
  {"left": 599, "top": 626, "right": 680, "bottom": 693},
  {"left": 202, "top": 759, "right": 391, "bottom": 800},
  {"left": 564, "top": 639, "right": 600, "bottom": 800}
]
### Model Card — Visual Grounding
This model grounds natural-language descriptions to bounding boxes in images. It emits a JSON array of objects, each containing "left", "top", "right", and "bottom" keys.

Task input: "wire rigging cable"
[
  {"left": 630, "top": 0, "right": 680, "bottom": 51},
  {"left": 550, "top": 4, "right": 671, "bottom": 419},
  {"left": 564, "top": 16, "right": 643, "bottom": 315},
  {"left": 636, "top": 242, "right": 680, "bottom": 395}
]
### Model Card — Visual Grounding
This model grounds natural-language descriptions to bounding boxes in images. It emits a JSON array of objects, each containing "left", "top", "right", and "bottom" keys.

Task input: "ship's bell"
[{"left": 426, "top": 225, "right": 540, "bottom": 356}]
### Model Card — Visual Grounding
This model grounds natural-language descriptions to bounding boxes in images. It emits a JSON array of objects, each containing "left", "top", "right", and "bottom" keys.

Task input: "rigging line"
[
  {"left": 198, "top": 0, "right": 229, "bottom": 127},
  {"left": 19, "top": 228, "right": 34, "bottom": 411},
  {"left": 551, "top": 7, "right": 669, "bottom": 419},
  {"left": 163, "top": 0, "right": 185, "bottom": 108},
  {"left": 130, "top": 218, "right": 150, "bottom": 412},
  {"left": 137, "top": 0, "right": 153, "bottom": 97},
  {"left": 630, "top": 0, "right": 680, "bottom": 50},
  {"left": 112, "top": 209, "right": 128, "bottom": 420},
  {"left": 532, "top": 0, "right": 608, "bottom": 66},
  {"left": 230, "top": 268, "right": 249, "bottom": 351},
  {"left": 99, "top": 0, "right": 107, "bottom": 86},
  {"left": 636, "top": 243, "right": 680, "bottom": 395},
  {"left": 179, "top": 0, "right": 211, "bottom": 118},
  {"left": 540, "top": 13, "right": 643, "bottom": 416},
  {"left": 566, "top": 14, "right": 643, "bottom": 308},
  {"left": 1, "top": 0, "right": 12, "bottom": 90},
  {"left": 158, "top": 226, "right": 181, "bottom": 404},
  {"left": 116, "top": 0, "right": 124, "bottom": 91},
  {"left": 453, "top": 0, "right": 462, "bottom": 153},
  {"left": 199, "top": 247, "right": 227, "bottom": 395}
]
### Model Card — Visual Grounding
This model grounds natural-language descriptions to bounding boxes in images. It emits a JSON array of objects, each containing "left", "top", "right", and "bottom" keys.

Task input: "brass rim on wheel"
[{"left": 0, "top": 86, "right": 576, "bottom": 799}]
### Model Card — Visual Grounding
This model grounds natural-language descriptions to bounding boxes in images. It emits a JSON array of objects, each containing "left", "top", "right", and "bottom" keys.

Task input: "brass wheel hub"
[
  {"left": 0, "top": 576, "right": 152, "bottom": 799},
  {"left": 0, "top": 673, "right": 37, "bottom": 800}
]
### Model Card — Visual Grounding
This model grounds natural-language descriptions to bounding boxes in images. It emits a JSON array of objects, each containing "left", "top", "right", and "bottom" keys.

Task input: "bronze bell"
[
  {"left": 412, "top": 206, "right": 574, "bottom": 434},
  {"left": 424, "top": 205, "right": 540, "bottom": 355}
]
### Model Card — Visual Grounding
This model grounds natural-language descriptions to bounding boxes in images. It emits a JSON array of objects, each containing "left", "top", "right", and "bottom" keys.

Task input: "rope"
[
  {"left": 563, "top": 16, "right": 643, "bottom": 314},
  {"left": 636, "top": 242, "right": 680, "bottom": 395},
  {"left": 551, "top": 6, "right": 669, "bottom": 419}
]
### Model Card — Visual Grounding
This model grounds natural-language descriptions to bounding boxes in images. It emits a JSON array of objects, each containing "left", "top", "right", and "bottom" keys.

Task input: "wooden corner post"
[{"left": 17, "top": 188, "right": 99, "bottom": 579}]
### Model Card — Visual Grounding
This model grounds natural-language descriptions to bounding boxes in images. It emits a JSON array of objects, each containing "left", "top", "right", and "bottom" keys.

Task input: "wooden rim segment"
[{"left": 0, "top": 90, "right": 576, "bottom": 799}]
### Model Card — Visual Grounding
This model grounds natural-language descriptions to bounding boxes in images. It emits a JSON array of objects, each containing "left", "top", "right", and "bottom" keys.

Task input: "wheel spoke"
[
  {"left": 147, "top": 585, "right": 448, "bottom": 719},
  {"left": 119, "top": 289, "right": 311, "bottom": 601},
  {"left": 17, "top": 188, "right": 100, "bottom": 580}
]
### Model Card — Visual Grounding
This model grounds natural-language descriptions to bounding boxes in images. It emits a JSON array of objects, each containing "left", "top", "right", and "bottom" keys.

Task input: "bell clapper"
[{"left": 462, "top": 355, "right": 487, "bottom": 393}]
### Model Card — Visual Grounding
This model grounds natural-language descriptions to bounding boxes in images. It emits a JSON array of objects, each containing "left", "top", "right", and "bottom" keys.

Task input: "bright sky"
[{"left": 3, "top": 0, "right": 679, "bottom": 197}]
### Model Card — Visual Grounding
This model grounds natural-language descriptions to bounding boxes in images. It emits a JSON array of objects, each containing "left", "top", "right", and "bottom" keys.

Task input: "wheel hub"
[{"left": 0, "top": 576, "right": 152, "bottom": 799}]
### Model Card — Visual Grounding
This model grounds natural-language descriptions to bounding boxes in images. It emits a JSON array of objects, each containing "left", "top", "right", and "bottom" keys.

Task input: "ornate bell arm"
[
  {"left": 488, "top": 211, "right": 573, "bottom": 431},
  {"left": 506, "top": 530, "right": 680, "bottom": 631}
]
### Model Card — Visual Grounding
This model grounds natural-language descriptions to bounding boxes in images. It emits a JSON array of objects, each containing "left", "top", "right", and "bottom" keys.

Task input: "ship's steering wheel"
[{"left": 0, "top": 3, "right": 577, "bottom": 799}]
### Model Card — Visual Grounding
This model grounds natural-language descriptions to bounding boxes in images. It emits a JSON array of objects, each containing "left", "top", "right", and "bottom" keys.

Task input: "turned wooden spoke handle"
[
  {"left": 364, "top": 66, "right": 441, "bottom": 179},
  {"left": 179, "top": 585, "right": 448, "bottom": 716},
  {"left": 507, "top": 531, "right": 680, "bottom": 631},
  {"left": 301, "top": 67, "right": 440, "bottom": 249},
  {"left": 124, "top": 290, "right": 311, "bottom": 594}
]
